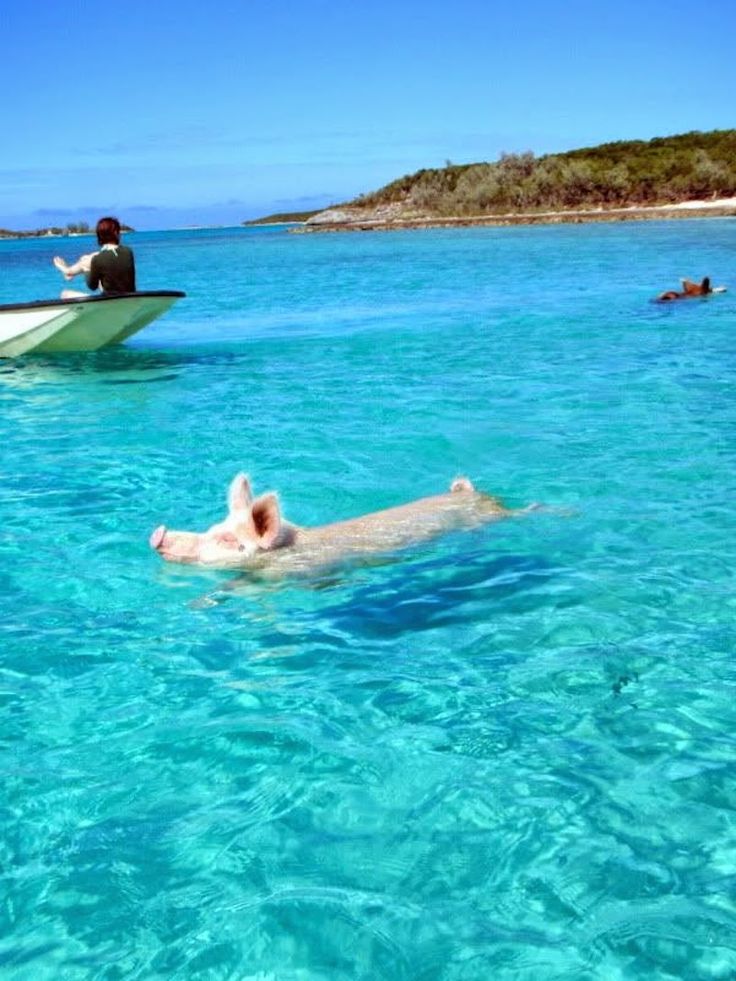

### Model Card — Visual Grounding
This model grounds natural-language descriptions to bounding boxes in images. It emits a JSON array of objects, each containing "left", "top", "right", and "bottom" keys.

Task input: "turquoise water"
[{"left": 2, "top": 220, "right": 736, "bottom": 979}]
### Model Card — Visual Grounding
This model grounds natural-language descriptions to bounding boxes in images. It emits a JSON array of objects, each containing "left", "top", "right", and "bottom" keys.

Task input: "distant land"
[
  {"left": 250, "top": 129, "right": 736, "bottom": 232},
  {"left": 0, "top": 221, "right": 134, "bottom": 241}
]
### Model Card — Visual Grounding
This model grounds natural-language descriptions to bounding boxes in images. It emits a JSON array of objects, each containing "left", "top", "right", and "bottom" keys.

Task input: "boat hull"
[{"left": 0, "top": 291, "right": 185, "bottom": 357}]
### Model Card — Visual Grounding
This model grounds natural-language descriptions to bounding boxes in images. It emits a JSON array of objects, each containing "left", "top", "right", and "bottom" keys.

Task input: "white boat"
[{"left": 0, "top": 290, "right": 185, "bottom": 357}]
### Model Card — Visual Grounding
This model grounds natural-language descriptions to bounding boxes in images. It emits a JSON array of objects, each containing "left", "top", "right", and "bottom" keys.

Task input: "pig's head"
[{"left": 150, "top": 473, "right": 294, "bottom": 568}]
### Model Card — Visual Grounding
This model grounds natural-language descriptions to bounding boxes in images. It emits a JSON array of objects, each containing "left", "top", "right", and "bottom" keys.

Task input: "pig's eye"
[{"left": 238, "top": 544, "right": 246, "bottom": 552}]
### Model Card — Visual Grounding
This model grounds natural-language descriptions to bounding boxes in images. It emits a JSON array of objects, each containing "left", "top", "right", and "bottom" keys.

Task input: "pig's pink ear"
[
  {"left": 228, "top": 473, "right": 253, "bottom": 513},
  {"left": 251, "top": 493, "right": 282, "bottom": 548}
]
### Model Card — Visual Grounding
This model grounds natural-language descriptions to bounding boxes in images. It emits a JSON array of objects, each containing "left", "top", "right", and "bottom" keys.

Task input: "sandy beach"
[{"left": 297, "top": 197, "right": 736, "bottom": 233}]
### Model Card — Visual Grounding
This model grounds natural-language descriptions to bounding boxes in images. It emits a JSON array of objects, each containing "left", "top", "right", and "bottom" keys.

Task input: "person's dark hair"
[
  {"left": 96, "top": 216, "right": 121, "bottom": 246},
  {"left": 701, "top": 277, "right": 711, "bottom": 294}
]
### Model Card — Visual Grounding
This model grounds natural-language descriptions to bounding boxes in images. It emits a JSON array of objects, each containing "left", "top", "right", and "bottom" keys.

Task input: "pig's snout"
[{"left": 150, "top": 525, "right": 167, "bottom": 550}]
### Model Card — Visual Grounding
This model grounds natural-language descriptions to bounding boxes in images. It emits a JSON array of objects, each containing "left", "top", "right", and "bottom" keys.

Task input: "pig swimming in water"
[{"left": 150, "top": 473, "right": 539, "bottom": 575}]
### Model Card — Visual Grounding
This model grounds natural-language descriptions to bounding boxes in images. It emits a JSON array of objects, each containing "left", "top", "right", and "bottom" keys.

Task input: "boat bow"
[{"left": 0, "top": 291, "right": 186, "bottom": 357}]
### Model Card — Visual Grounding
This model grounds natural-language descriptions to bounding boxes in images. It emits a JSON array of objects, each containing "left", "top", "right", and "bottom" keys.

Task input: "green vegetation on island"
[
  {"left": 244, "top": 209, "right": 321, "bottom": 226},
  {"left": 348, "top": 129, "right": 736, "bottom": 217}
]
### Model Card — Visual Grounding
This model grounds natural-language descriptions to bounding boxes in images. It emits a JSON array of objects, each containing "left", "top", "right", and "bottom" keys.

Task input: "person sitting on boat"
[
  {"left": 657, "top": 277, "right": 727, "bottom": 301},
  {"left": 54, "top": 216, "right": 136, "bottom": 299}
]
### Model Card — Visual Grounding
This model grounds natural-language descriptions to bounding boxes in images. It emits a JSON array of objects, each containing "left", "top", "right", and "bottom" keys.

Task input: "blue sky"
[{"left": 2, "top": 0, "right": 734, "bottom": 229}]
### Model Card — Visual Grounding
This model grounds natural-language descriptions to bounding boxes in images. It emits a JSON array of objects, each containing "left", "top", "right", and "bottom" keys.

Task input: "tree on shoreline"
[
  {"left": 351, "top": 129, "right": 736, "bottom": 217},
  {"left": 0, "top": 220, "right": 133, "bottom": 240}
]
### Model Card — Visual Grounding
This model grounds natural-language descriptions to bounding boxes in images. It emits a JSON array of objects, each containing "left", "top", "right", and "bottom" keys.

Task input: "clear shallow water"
[{"left": 2, "top": 220, "right": 736, "bottom": 979}]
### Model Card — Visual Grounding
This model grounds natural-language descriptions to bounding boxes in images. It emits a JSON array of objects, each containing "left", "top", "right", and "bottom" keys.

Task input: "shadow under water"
[
  {"left": 0, "top": 344, "right": 252, "bottom": 389},
  {"left": 311, "top": 550, "right": 558, "bottom": 638},
  {"left": 219, "top": 545, "right": 560, "bottom": 640}
]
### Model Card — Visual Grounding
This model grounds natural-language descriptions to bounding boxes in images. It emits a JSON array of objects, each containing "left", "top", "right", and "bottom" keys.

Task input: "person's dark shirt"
[{"left": 86, "top": 245, "right": 136, "bottom": 294}]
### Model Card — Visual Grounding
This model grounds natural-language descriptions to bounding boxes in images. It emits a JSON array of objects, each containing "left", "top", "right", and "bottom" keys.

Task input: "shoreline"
[
  {"left": 3, "top": 200, "right": 735, "bottom": 241},
  {"left": 0, "top": 230, "right": 96, "bottom": 242},
  {"left": 294, "top": 199, "right": 736, "bottom": 233}
]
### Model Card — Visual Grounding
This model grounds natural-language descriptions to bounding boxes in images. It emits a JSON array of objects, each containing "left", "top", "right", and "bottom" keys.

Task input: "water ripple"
[{"left": 3, "top": 223, "right": 736, "bottom": 977}]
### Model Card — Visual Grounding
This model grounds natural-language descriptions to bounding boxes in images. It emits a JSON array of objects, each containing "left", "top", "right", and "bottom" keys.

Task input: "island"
[
  {"left": 0, "top": 221, "right": 134, "bottom": 241},
  {"left": 244, "top": 210, "right": 321, "bottom": 226},
  {"left": 250, "top": 129, "right": 736, "bottom": 232}
]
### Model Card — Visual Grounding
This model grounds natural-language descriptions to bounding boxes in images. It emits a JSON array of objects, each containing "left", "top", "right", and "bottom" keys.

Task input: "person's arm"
[{"left": 55, "top": 252, "right": 95, "bottom": 280}]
